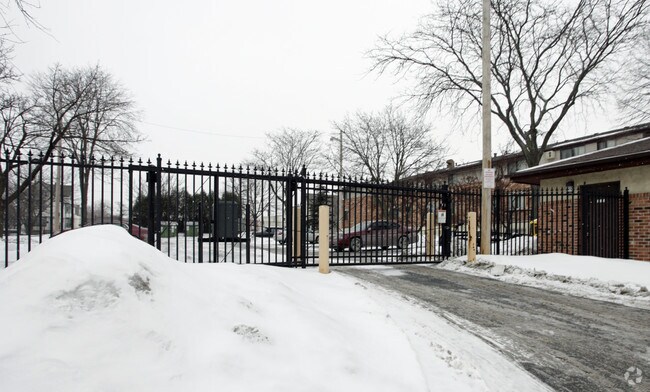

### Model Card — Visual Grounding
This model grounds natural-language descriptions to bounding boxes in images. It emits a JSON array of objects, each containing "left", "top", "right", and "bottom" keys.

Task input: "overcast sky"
[{"left": 8, "top": 0, "right": 620, "bottom": 170}]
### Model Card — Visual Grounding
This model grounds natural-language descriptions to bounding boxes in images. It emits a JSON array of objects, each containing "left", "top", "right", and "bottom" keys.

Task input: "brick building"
[{"left": 511, "top": 133, "right": 650, "bottom": 261}]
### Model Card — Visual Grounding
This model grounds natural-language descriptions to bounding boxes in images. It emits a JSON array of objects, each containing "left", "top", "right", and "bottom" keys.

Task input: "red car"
[
  {"left": 129, "top": 224, "right": 149, "bottom": 241},
  {"left": 330, "top": 221, "right": 418, "bottom": 252}
]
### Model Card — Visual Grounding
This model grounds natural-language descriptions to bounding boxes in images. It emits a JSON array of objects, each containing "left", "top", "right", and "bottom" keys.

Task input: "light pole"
[
  {"left": 330, "top": 131, "right": 344, "bottom": 230},
  {"left": 480, "top": 0, "right": 492, "bottom": 254}
]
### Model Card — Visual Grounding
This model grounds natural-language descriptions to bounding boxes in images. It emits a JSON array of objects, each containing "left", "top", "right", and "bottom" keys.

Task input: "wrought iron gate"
[
  {"left": 1, "top": 151, "right": 631, "bottom": 268},
  {"left": 128, "top": 156, "right": 449, "bottom": 266}
]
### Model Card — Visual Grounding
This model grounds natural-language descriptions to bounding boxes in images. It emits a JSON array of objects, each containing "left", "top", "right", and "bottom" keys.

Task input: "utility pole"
[
  {"left": 330, "top": 132, "right": 344, "bottom": 230},
  {"left": 480, "top": 0, "right": 492, "bottom": 254}
]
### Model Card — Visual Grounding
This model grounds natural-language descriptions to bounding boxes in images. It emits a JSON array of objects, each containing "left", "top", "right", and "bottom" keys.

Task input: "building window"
[
  {"left": 507, "top": 160, "right": 522, "bottom": 174},
  {"left": 560, "top": 145, "right": 585, "bottom": 159},
  {"left": 509, "top": 195, "right": 525, "bottom": 210},
  {"left": 597, "top": 139, "right": 615, "bottom": 150}
]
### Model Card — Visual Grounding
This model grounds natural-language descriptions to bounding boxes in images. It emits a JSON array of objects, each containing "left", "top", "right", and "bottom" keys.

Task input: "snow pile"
[
  {"left": 0, "top": 225, "right": 548, "bottom": 392},
  {"left": 495, "top": 236, "right": 538, "bottom": 256},
  {"left": 439, "top": 254, "right": 650, "bottom": 306}
]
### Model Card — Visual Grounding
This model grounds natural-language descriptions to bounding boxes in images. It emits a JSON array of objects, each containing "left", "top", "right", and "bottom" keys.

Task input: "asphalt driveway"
[{"left": 339, "top": 265, "right": 650, "bottom": 392}]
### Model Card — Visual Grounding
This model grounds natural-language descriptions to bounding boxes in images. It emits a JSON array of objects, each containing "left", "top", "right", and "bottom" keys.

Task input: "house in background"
[
  {"left": 29, "top": 185, "right": 82, "bottom": 233},
  {"left": 406, "top": 122, "right": 650, "bottom": 189},
  {"left": 510, "top": 134, "right": 650, "bottom": 261},
  {"left": 397, "top": 122, "right": 650, "bottom": 260}
]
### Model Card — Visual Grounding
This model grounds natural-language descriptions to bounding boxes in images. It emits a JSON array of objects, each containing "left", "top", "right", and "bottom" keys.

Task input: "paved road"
[{"left": 339, "top": 265, "right": 650, "bottom": 392}]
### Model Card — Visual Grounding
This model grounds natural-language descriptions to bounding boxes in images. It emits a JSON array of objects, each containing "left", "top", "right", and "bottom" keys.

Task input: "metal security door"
[{"left": 580, "top": 182, "right": 622, "bottom": 258}]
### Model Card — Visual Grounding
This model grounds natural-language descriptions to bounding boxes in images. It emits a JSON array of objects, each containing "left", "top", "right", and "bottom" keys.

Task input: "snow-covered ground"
[
  {"left": 439, "top": 254, "right": 650, "bottom": 308},
  {"left": 0, "top": 225, "right": 550, "bottom": 392}
]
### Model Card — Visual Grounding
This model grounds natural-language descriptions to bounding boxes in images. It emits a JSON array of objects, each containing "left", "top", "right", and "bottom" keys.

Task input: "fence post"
[
  {"left": 4, "top": 150, "right": 9, "bottom": 268},
  {"left": 198, "top": 202, "right": 203, "bottom": 263},
  {"left": 494, "top": 188, "right": 501, "bottom": 255},
  {"left": 468, "top": 212, "right": 477, "bottom": 262},
  {"left": 426, "top": 212, "right": 435, "bottom": 257},
  {"left": 52, "top": 153, "right": 62, "bottom": 235},
  {"left": 245, "top": 204, "right": 251, "bottom": 264},
  {"left": 441, "top": 184, "right": 452, "bottom": 258},
  {"left": 146, "top": 169, "right": 156, "bottom": 246},
  {"left": 285, "top": 175, "right": 293, "bottom": 266},
  {"left": 128, "top": 165, "right": 133, "bottom": 232},
  {"left": 318, "top": 205, "right": 330, "bottom": 273},
  {"left": 580, "top": 186, "right": 587, "bottom": 256},
  {"left": 623, "top": 188, "right": 629, "bottom": 259},
  {"left": 155, "top": 154, "right": 162, "bottom": 250},
  {"left": 299, "top": 166, "right": 307, "bottom": 268},
  {"left": 293, "top": 206, "right": 302, "bottom": 260}
]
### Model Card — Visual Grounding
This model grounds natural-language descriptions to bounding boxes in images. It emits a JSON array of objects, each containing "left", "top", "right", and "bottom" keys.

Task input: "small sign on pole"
[
  {"left": 437, "top": 210, "right": 447, "bottom": 224},
  {"left": 483, "top": 168, "right": 496, "bottom": 189}
]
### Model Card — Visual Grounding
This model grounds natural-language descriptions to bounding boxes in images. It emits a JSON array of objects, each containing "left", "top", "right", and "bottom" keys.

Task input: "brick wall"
[
  {"left": 629, "top": 193, "right": 650, "bottom": 261},
  {"left": 538, "top": 196, "right": 580, "bottom": 255},
  {"left": 538, "top": 192, "right": 650, "bottom": 261}
]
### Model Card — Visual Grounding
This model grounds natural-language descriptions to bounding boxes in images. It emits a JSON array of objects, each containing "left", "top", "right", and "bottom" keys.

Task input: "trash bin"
[
  {"left": 161, "top": 221, "right": 178, "bottom": 238},
  {"left": 185, "top": 221, "right": 199, "bottom": 237}
]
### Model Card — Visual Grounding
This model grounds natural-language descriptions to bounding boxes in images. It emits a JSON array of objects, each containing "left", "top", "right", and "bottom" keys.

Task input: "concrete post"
[
  {"left": 468, "top": 212, "right": 477, "bottom": 262},
  {"left": 318, "top": 205, "right": 330, "bottom": 274}
]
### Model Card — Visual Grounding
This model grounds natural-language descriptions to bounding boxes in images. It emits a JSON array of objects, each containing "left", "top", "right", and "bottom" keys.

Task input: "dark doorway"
[{"left": 580, "top": 182, "right": 622, "bottom": 258}]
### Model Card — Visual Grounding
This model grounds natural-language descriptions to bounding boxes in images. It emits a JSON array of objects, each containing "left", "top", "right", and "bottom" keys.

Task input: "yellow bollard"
[
  {"left": 468, "top": 212, "right": 477, "bottom": 262},
  {"left": 318, "top": 205, "right": 330, "bottom": 274}
]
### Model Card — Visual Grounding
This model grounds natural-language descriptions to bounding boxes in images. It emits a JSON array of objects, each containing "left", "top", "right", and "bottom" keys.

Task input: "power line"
[{"left": 138, "top": 120, "right": 265, "bottom": 140}]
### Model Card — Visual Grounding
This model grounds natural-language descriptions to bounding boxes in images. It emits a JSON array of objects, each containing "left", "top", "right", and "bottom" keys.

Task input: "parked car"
[
  {"left": 129, "top": 224, "right": 149, "bottom": 241},
  {"left": 254, "top": 227, "right": 282, "bottom": 238},
  {"left": 275, "top": 229, "right": 319, "bottom": 244},
  {"left": 330, "top": 221, "right": 418, "bottom": 252}
]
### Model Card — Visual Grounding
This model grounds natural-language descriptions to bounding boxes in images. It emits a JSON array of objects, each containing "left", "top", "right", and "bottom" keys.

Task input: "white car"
[{"left": 275, "top": 229, "right": 319, "bottom": 244}]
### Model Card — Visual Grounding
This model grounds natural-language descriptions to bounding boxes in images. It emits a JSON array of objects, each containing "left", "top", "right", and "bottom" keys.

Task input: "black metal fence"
[
  {"left": 447, "top": 186, "right": 629, "bottom": 259},
  {"left": 1, "top": 151, "right": 630, "bottom": 268}
]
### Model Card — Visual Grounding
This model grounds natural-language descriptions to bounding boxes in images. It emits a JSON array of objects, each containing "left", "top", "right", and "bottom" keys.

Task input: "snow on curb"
[{"left": 438, "top": 256, "right": 650, "bottom": 307}]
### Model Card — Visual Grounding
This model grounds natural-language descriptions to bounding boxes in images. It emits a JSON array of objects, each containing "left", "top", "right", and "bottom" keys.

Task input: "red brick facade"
[
  {"left": 629, "top": 193, "right": 650, "bottom": 261},
  {"left": 342, "top": 188, "right": 650, "bottom": 261},
  {"left": 538, "top": 196, "right": 580, "bottom": 255},
  {"left": 537, "top": 192, "right": 650, "bottom": 261}
]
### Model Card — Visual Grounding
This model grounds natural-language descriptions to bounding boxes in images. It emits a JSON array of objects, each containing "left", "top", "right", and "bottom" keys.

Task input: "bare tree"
[
  {"left": 251, "top": 127, "right": 323, "bottom": 173},
  {"left": 64, "top": 65, "right": 141, "bottom": 158},
  {"left": 384, "top": 106, "right": 447, "bottom": 181},
  {"left": 226, "top": 170, "right": 273, "bottom": 231},
  {"left": 370, "top": 0, "right": 648, "bottom": 167},
  {"left": 60, "top": 65, "right": 141, "bottom": 225},
  {"left": 618, "top": 28, "right": 650, "bottom": 123},
  {"left": 251, "top": 128, "right": 324, "bottom": 206},
  {"left": 333, "top": 110, "right": 386, "bottom": 183},
  {"left": 0, "top": 65, "right": 99, "bottom": 234},
  {"left": 0, "top": 0, "right": 45, "bottom": 33},
  {"left": 332, "top": 107, "right": 446, "bottom": 183}
]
